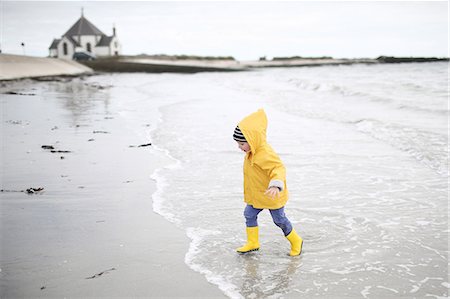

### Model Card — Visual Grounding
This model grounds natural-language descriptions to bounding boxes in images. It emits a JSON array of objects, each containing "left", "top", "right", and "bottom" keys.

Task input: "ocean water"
[{"left": 89, "top": 62, "right": 448, "bottom": 298}]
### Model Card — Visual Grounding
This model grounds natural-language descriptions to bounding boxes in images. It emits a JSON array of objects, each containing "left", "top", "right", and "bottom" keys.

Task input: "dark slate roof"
[
  {"left": 65, "top": 35, "right": 81, "bottom": 47},
  {"left": 64, "top": 15, "right": 105, "bottom": 37},
  {"left": 97, "top": 35, "right": 114, "bottom": 47},
  {"left": 49, "top": 38, "right": 60, "bottom": 49}
]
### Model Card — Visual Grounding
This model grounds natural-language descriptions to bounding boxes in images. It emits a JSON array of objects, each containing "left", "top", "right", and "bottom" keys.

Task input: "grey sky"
[{"left": 1, "top": 1, "right": 448, "bottom": 60}]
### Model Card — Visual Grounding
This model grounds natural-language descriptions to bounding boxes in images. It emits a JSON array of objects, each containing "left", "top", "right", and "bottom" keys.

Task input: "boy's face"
[{"left": 237, "top": 141, "right": 250, "bottom": 153}]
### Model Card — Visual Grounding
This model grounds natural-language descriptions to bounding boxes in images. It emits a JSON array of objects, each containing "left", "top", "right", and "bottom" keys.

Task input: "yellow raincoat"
[{"left": 238, "top": 109, "right": 288, "bottom": 209}]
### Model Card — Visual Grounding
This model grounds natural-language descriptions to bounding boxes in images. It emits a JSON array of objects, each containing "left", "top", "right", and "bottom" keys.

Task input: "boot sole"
[{"left": 237, "top": 248, "right": 259, "bottom": 254}]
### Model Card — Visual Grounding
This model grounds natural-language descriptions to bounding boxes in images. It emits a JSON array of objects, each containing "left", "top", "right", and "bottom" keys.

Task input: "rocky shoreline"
[
  {"left": 1, "top": 53, "right": 448, "bottom": 80},
  {"left": 82, "top": 55, "right": 450, "bottom": 74}
]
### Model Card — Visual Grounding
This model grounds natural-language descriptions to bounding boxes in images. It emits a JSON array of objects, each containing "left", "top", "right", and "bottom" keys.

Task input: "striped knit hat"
[{"left": 233, "top": 126, "right": 247, "bottom": 142}]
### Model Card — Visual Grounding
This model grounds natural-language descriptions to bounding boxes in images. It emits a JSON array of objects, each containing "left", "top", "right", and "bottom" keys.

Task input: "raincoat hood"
[{"left": 238, "top": 109, "right": 268, "bottom": 158}]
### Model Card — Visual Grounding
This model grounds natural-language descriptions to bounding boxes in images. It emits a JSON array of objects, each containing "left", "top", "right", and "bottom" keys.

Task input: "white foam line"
[
  {"left": 415, "top": 242, "right": 447, "bottom": 260},
  {"left": 377, "top": 285, "right": 399, "bottom": 293},
  {"left": 185, "top": 227, "right": 243, "bottom": 299},
  {"left": 361, "top": 286, "right": 372, "bottom": 298},
  {"left": 150, "top": 158, "right": 181, "bottom": 225},
  {"left": 149, "top": 112, "right": 182, "bottom": 225}
]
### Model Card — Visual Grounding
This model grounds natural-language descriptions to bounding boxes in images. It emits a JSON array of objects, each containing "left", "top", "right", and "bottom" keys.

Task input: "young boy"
[{"left": 233, "top": 109, "right": 303, "bottom": 256}]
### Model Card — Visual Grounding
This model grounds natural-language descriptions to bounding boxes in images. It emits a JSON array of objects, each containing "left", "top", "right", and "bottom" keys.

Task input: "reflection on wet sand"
[
  {"left": 239, "top": 253, "right": 302, "bottom": 298},
  {"left": 45, "top": 79, "right": 111, "bottom": 126}
]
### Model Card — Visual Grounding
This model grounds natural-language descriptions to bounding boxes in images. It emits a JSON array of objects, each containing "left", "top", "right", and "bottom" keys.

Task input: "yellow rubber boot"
[
  {"left": 286, "top": 228, "right": 303, "bottom": 256},
  {"left": 237, "top": 227, "right": 260, "bottom": 253}
]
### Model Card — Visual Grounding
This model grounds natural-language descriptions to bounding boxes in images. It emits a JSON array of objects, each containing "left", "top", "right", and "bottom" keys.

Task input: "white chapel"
[{"left": 49, "top": 11, "right": 121, "bottom": 60}]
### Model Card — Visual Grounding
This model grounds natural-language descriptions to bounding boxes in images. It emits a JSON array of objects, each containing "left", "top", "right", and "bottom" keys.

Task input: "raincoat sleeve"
[{"left": 254, "top": 149, "right": 286, "bottom": 191}]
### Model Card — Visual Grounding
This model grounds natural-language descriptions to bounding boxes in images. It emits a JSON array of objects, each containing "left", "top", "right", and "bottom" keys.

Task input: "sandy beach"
[
  {"left": 0, "top": 54, "right": 93, "bottom": 81},
  {"left": 1, "top": 58, "right": 448, "bottom": 298},
  {"left": 1, "top": 0, "right": 448, "bottom": 296},
  {"left": 0, "top": 78, "right": 225, "bottom": 298}
]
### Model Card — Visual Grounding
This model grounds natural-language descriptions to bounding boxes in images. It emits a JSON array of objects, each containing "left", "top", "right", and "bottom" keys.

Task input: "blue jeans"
[{"left": 244, "top": 204, "right": 293, "bottom": 236}]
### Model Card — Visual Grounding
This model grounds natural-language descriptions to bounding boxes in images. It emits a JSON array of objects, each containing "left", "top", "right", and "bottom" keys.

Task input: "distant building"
[{"left": 49, "top": 11, "right": 121, "bottom": 60}]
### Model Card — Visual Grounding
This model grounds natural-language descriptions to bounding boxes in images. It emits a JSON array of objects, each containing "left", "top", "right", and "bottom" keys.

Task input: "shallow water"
[{"left": 90, "top": 62, "right": 447, "bottom": 298}]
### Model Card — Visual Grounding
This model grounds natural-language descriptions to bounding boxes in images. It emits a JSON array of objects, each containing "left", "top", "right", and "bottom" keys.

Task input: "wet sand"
[{"left": 0, "top": 79, "right": 225, "bottom": 298}]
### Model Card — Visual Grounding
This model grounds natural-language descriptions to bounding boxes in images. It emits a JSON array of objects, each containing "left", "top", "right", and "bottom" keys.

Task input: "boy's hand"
[{"left": 264, "top": 186, "right": 279, "bottom": 199}]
